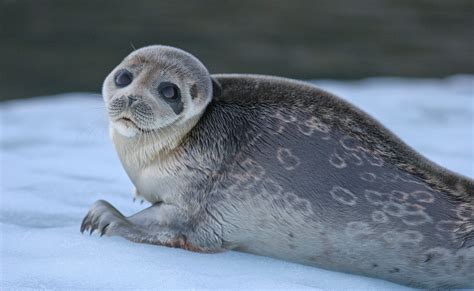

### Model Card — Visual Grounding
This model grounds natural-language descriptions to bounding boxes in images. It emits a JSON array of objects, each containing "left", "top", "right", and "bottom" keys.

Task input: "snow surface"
[{"left": 1, "top": 76, "right": 473, "bottom": 290}]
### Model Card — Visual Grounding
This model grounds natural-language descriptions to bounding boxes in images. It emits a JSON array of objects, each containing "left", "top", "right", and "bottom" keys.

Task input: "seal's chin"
[{"left": 112, "top": 118, "right": 141, "bottom": 138}]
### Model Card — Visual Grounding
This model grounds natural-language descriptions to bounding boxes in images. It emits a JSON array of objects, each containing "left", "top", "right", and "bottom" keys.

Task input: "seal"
[{"left": 81, "top": 45, "right": 474, "bottom": 288}]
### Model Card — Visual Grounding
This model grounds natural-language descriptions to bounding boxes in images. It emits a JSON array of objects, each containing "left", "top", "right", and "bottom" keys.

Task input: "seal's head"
[{"left": 102, "top": 45, "right": 217, "bottom": 138}]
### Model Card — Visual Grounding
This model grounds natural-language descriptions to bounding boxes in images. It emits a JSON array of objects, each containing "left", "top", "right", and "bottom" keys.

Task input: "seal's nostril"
[{"left": 128, "top": 95, "right": 138, "bottom": 106}]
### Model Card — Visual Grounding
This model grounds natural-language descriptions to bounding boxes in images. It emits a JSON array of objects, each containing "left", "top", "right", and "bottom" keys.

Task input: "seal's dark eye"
[
  {"left": 158, "top": 82, "right": 180, "bottom": 101},
  {"left": 114, "top": 69, "right": 133, "bottom": 88}
]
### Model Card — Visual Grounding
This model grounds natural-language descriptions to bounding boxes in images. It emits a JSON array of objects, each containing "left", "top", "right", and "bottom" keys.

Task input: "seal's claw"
[
  {"left": 80, "top": 214, "right": 88, "bottom": 233},
  {"left": 80, "top": 200, "right": 127, "bottom": 237},
  {"left": 100, "top": 223, "right": 110, "bottom": 237},
  {"left": 80, "top": 212, "right": 93, "bottom": 234}
]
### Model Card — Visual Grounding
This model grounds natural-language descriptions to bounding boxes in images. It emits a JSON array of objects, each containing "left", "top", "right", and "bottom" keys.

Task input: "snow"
[{"left": 1, "top": 75, "right": 473, "bottom": 290}]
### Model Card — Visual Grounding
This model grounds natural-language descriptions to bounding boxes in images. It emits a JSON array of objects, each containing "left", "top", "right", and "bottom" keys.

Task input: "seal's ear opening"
[{"left": 211, "top": 77, "right": 222, "bottom": 98}]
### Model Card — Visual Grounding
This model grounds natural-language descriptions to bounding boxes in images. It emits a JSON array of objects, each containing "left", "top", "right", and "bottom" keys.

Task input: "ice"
[{"left": 1, "top": 76, "right": 472, "bottom": 290}]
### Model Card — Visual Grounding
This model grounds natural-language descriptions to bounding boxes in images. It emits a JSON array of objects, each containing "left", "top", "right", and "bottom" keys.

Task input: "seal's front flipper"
[
  {"left": 80, "top": 200, "right": 130, "bottom": 236},
  {"left": 80, "top": 200, "right": 221, "bottom": 253}
]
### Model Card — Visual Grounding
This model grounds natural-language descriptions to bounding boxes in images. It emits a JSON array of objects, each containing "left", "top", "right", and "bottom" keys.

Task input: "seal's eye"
[
  {"left": 114, "top": 69, "right": 133, "bottom": 88},
  {"left": 158, "top": 82, "right": 180, "bottom": 101}
]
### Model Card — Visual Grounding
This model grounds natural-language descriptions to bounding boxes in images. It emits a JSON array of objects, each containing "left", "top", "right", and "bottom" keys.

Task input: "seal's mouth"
[
  {"left": 120, "top": 117, "right": 134, "bottom": 124},
  {"left": 118, "top": 117, "right": 137, "bottom": 126},
  {"left": 116, "top": 117, "right": 143, "bottom": 131},
  {"left": 116, "top": 117, "right": 154, "bottom": 133}
]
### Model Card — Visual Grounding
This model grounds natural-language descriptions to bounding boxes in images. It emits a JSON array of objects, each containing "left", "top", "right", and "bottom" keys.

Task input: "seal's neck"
[{"left": 111, "top": 113, "right": 202, "bottom": 169}]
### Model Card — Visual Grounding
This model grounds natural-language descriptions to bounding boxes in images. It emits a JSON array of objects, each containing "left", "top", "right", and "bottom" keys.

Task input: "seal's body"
[{"left": 81, "top": 46, "right": 474, "bottom": 288}]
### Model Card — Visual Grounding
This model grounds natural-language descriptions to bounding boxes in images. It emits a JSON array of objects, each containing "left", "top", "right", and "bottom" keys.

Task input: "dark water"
[{"left": 0, "top": 0, "right": 473, "bottom": 100}]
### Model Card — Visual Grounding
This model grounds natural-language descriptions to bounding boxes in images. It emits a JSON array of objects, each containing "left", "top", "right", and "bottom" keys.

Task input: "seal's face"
[{"left": 102, "top": 45, "right": 213, "bottom": 137}]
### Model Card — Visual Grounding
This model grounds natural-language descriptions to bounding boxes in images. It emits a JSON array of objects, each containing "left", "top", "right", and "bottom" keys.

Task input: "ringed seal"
[{"left": 81, "top": 45, "right": 474, "bottom": 288}]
